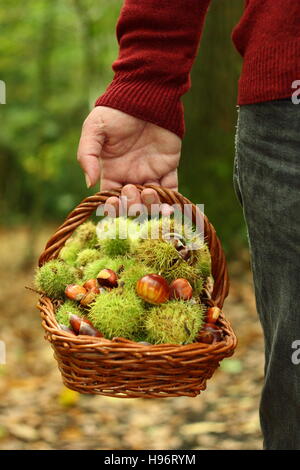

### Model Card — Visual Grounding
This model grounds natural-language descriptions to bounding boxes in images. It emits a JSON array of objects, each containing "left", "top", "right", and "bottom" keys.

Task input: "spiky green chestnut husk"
[
  {"left": 194, "top": 245, "right": 211, "bottom": 279},
  {"left": 97, "top": 217, "right": 129, "bottom": 239},
  {"left": 55, "top": 300, "right": 83, "bottom": 327},
  {"left": 59, "top": 240, "right": 82, "bottom": 265},
  {"left": 145, "top": 300, "right": 204, "bottom": 345},
  {"left": 139, "top": 217, "right": 208, "bottom": 267},
  {"left": 34, "top": 260, "right": 76, "bottom": 299},
  {"left": 96, "top": 217, "right": 141, "bottom": 255},
  {"left": 136, "top": 238, "right": 182, "bottom": 272},
  {"left": 82, "top": 256, "right": 134, "bottom": 281},
  {"left": 138, "top": 218, "right": 165, "bottom": 240},
  {"left": 73, "top": 221, "right": 98, "bottom": 248},
  {"left": 96, "top": 217, "right": 141, "bottom": 241},
  {"left": 163, "top": 259, "right": 203, "bottom": 291},
  {"left": 138, "top": 218, "right": 182, "bottom": 241},
  {"left": 139, "top": 217, "right": 197, "bottom": 241},
  {"left": 119, "top": 263, "right": 151, "bottom": 290},
  {"left": 88, "top": 290, "right": 145, "bottom": 340},
  {"left": 83, "top": 258, "right": 117, "bottom": 281},
  {"left": 100, "top": 237, "right": 131, "bottom": 258},
  {"left": 170, "top": 217, "right": 200, "bottom": 241},
  {"left": 75, "top": 248, "right": 101, "bottom": 268},
  {"left": 112, "top": 256, "right": 136, "bottom": 272},
  {"left": 136, "top": 238, "right": 202, "bottom": 290}
]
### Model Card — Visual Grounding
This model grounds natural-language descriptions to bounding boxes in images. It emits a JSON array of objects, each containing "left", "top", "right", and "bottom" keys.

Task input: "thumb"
[{"left": 77, "top": 116, "right": 106, "bottom": 187}]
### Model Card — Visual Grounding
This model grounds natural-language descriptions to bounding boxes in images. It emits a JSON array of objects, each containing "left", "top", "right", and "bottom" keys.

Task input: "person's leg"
[{"left": 233, "top": 99, "right": 300, "bottom": 450}]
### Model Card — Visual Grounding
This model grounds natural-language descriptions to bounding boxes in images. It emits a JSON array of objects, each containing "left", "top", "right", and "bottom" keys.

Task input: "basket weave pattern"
[{"left": 37, "top": 185, "right": 237, "bottom": 398}]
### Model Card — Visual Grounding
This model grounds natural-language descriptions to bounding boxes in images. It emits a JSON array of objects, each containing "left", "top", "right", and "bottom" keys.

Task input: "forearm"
[{"left": 96, "top": 0, "right": 211, "bottom": 138}]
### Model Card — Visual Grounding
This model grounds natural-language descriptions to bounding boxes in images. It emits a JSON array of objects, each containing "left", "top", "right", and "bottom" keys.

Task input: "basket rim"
[{"left": 37, "top": 295, "right": 237, "bottom": 356}]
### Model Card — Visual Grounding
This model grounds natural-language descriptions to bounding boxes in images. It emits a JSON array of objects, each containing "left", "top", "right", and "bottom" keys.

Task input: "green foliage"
[
  {"left": 88, "top": 290, "right": 145, "bottom": 340},
  {"left": 145, "top": 300, "right": 204, "bottom": 345},
  {"left": 0, "top": 0, "right": 123, "bottom": 222},
  {"left": 34, "top": 259, "right": 75, "bottom": 299},
  {"left": 55, "top": 300, "right": 83, "bottom": 327},
  {"left": 180, "top": 0, "right": 246, "bottom": 253},
  {"left": 0, "top": 0, "right": 246, "bottom": 254}
]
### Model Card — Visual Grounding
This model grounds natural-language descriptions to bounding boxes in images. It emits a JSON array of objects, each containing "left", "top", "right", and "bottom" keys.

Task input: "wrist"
[{"left": 95, "top": 75, "right": 185, "bottom": 139}]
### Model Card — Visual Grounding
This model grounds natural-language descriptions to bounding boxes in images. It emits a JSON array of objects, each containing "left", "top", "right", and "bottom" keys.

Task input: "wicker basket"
[{"left": 37, "top": 185, "right": 237, "bottom": 398}]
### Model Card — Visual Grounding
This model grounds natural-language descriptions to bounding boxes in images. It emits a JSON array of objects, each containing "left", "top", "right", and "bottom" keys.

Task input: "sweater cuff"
[{"left": 95, "top": 75, "right": 185, "bottom": 139}]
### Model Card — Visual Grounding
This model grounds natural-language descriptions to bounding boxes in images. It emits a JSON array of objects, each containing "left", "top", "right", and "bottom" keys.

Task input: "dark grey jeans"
[{"left": 234, "top": 99, "right": 300, "bottom": 450}]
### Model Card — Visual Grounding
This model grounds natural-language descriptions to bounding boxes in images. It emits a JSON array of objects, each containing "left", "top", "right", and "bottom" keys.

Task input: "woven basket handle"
[{"left": 38, "top": 185, "right": 229, "bottom": 308}]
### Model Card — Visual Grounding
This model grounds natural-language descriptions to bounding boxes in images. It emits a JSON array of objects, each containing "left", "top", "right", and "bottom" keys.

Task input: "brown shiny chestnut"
[
  {"left": 97, "top": 269, "right": 118, "bottom": 288},
  {"left": 197, "top": 323, "right": 223, "bottom": 344},
  {"left": 80, "top": 290, "right": 97, "bottom": 307},
  {"left": 69, "top": 314, "right": 93, "bottom": 334},
  {"left": 58, "top": 323, "right": 76, "bottom": 335},
  {"left": 65, "top": 284, "right": 87, "bottom": 301},
  {"left": 83, "top": 279, "right": 100, "bottom": 293},
  {"left": 169, "top": 278, "right": 193, "bottom": 301},
  {"left": 79, "top": 322, "right": 103, "bottom": 337},
  {"left": 205, "top": 306, "right": 221, "bottom": 323},
  {"left": 136, "top": 274, "right": 170, "bottom": 305}
]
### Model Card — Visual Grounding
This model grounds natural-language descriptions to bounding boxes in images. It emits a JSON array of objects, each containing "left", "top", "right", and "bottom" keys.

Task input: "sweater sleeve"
[{"left": 95, "top": 0, "right": 211, "bottom": 139}]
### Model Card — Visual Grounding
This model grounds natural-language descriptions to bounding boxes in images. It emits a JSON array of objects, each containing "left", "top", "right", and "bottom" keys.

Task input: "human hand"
[{"left": 77, "top": 106, "right": 181, "bottom": 215}]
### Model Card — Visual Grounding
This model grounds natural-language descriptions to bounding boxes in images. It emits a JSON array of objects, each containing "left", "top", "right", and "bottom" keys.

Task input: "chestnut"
[
  {"left": 65, "top": 284, "right": 87, "bottom": 301},
  {"left": 177, "top": 247, "right": 191, "bottom": 261},
  {"left": 205, "top": 306, "right": 221, "bottom": 323},
  {"left": 169, "top": 278, "right": 193, "bottom": 301},
  {"left": 83, "top": 279, "right": 100, "bottom": 293},
  {"left": 97, "top": 269, "right": 118, "bottom": 288},
  {"left": 164, "top": 232, "right": 185, "bottom": 250},
  {"left": 197, "top": 323, "right": 223, "bottom": 344},
  {"left": 79, "top": 322, "right": 103, "bottom": 337},
  {"left": 136, "top": 274, "right": 170, "bottom": 305},
  {"left": 58, "top": 323, "right": 76, "bottom": 335},
  {"left": 69, "top": 314, "right": 94, "bottom": 334},
  {"left": 80, "top": 290, "right": 97, "bottom": 307}
]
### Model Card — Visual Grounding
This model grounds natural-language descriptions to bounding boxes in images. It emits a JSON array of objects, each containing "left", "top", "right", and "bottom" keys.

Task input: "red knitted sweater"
[{"left": 95, "top": 0, "right": 300, "bottom": 139}]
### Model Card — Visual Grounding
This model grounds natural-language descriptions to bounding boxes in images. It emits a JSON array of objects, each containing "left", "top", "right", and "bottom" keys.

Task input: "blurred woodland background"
[{"left": 0, "top": 0, "right": 265, "bottom": 450}]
